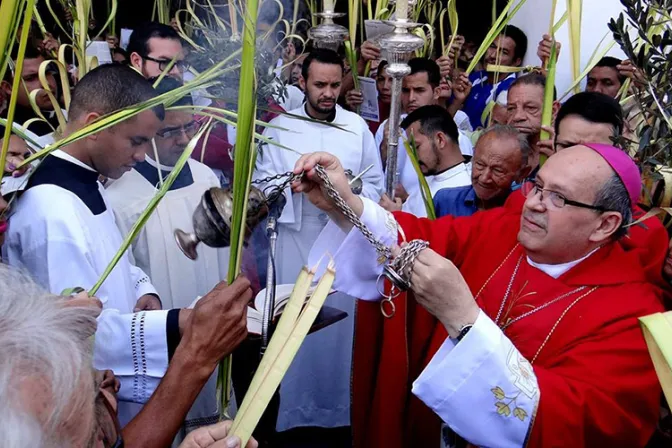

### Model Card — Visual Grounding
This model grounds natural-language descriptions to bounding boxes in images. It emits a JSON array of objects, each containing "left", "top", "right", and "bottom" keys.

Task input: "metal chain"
[{"left": 389, "top": 239, "right": 430, "bottom": 281}]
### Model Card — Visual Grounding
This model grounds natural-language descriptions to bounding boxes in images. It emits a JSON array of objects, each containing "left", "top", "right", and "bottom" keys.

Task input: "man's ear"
[
  {"left": 432, "top": 86, "right": 441, "bottom": 101},
  {"left": 0, "top": 80, "right": 11, "bottom": 96},
  {"left": 590, "top": 212, "right": 624, "bottom": 243},
  {"left": 129, "top": 52, "right": 143, "bottom": 71},
  {"left": 513, "top": 57, "right": 523, "bottom": 67},
  {"left": 81, "top": 112, "right": 102, "bottom": 140}
]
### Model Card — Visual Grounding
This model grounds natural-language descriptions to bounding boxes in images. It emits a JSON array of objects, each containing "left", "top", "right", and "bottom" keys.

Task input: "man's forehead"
[
  {"left": 540, "top": 146, "right": 610, "bottom": 192},
  {"left": 308, "top": 62, "right": 342, "bottom": 80},
  {"left": 147, "top": 37, "right": 183, "bottom": 58},
  {"left": 509, "top": 84, "right": 543, "bottom": 100},
  {"left": 588, "top": 66, "right": 619, "bottom": 81},
  {"left": 21, "top": 57, "right": 43, "bottom": 75},
  {"left": 163, "top": 110, "right": 193, "bottom": 126},
  {"left": 476, "top": 134, "right": 518, "bottom": 158},
  {"left": 403, "top": 72, "right": 430, "bottom": 87}
]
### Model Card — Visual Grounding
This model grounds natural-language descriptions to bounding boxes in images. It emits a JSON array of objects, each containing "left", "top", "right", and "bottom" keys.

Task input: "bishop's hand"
[
  {"left": 292, "top": 152, "right": 364, "bottom": 231},
  {"left": 409, "top": 248, "right": 480, "bottom": 338}
]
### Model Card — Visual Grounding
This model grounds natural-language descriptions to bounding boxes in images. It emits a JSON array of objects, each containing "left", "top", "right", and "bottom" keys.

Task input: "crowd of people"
[{"left": 0, "top": 5, "right": 670, "bottom": 448}]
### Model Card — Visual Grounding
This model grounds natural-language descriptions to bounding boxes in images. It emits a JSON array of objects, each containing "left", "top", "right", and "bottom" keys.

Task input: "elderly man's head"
[
  {"left": 506, "top": 73, "right": 558, "bottom": 138},
  {"left": 554, "top": 91, "right": 623, "bottom": 151},
  {"left": 518, "top": 145, "right": 634, "bottom": 264},
  {"left": 471, "top": 125, "right": 531, "bottom": 204},
  {"left": 0, "top": 265, "right": 100, "bottom": 446}
]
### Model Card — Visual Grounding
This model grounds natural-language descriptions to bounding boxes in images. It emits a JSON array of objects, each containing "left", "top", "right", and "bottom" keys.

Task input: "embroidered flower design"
[{"left": 491, "top": 386, "right": 528, "bottom": 422}]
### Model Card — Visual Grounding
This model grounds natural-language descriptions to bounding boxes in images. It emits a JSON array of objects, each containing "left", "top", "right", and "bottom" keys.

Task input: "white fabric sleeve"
[
  {"left": 308, "top": 197, "right": 397, "bottom": 300},
  {"left": 94, "top": 309, "right": 170, "bottom": 404},
  {"left": 129, "top": 263, "right": 159, "bottom": 300},
  {"left": 359, "top": 124, "right": 385, "bottom": 201},
  {"left": 412, "top": 311, "right": 539, "bottom": 448}
]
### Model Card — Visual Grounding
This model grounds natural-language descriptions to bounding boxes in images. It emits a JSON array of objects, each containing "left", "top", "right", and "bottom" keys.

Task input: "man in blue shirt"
[
  {"left": 434, "top": 124, "right": 531, "bottom": 217},
  {"left": 462, "top": 25, "right": 528, "bottom": 129}
]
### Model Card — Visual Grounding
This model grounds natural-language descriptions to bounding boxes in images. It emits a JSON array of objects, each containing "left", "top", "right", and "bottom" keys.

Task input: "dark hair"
[
  {"left": 593, "top": 173, "right": 632, "bottom": 239},
  {"left": 592, "top": 56, "right": 626, "bottom": 84},
  {"left": 112, "top": 47, "right": 129, "bottom": 61},
  {"left": 301, "top": 48, "right": 344, "bottom": 81},
  {"left": 376, "top": 60, "right": 389, "bottom": 78},
  {"left": 401, "top": 105, "right": 459, "bottom": 144},
  {"left": 4, "top": 44, "right": 46, "bottom": 82},
  {"left": 127, "top": 22, "right": 181, "bottom": 58},
  {"left": 554, "top": 91, "right": 624, "bottom": 137},
  {"left": 501, "top": 25, "right": 528, "bottom": 64},
  {"left": 509, "top": 72, "right": 557, "bottom": 100},
  {"left": 407, "top": 58, "right": 441, "bottom": 88},
  {"left": 149, "top": 76, "right": 193, "bottom": 107},
  {"left": 69, "top": 64, "right": 165, "bottom": 121}
]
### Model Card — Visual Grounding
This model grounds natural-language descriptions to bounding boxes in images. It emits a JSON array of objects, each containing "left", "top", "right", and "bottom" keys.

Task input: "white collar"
[
  {"left": 145, "top": 154, "right": 178, "bottom": 171},
  {"left": 526, "top": 247, "right": 600, "bottom": 279},
  {"left": 52, "top": 149, "right": 97, "bottom": 173},
  {"left": 430, "top": 163, "right": 468, "bottom": 183}
]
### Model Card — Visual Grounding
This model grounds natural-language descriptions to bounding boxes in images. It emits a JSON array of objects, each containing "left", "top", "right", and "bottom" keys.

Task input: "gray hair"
[
  {"left": 593, "top": 173, "right": 633, "bottom": 239},
  {"left": 478, "top": 124, "right": 532, "bottom": 167},
  {"left": 0, "top": 264, "right": 99, "bottom": 448}
]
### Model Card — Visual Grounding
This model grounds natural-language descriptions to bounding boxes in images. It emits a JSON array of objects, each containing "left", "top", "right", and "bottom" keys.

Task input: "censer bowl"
[{"left": 175, "top": 186, "right": 269, "bottom": 260}]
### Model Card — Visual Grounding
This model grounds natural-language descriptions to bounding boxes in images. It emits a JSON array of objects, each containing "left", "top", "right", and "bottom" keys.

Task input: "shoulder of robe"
[
  {"left": 16, "top": 185, "right": 86, "bottom": 218},
  {"left": 104, "top": 170, "right": 149, "bottom": 210},
  {"left": 187, "top": 158, "right": 219, "bottom": 184}
]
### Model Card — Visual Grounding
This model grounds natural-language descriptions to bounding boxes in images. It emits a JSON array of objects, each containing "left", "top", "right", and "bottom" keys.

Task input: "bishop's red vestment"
[{"left": 348, "top": 196, "right": 665, "bottom": 448}]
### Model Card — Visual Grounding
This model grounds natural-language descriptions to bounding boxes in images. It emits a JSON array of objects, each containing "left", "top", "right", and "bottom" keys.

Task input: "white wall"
[{"left": 509, "top": 0, "right": 627, "bottom": 97}]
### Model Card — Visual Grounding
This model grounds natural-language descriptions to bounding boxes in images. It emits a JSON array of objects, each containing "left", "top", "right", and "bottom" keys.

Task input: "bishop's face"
[
  {"left": 92, "top": 110, "right": 162, "bottom": 179},
  {"left": 300, "top": 61, "right": 342, "bottom": 118},
  {"left": 518, "top": 146, "right": 620, "bottom": 265}
]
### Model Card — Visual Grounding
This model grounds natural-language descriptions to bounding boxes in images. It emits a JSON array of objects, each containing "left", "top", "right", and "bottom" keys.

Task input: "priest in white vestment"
[
  {"left": 254, "top": 49, "right": 384, "bottom": 434},
  {"left": 4, "top": 65, "right": 182, "bottom": 425},
  {"left": 106, "top": 79, "right": 229, "bottom": 440},
  {"left": 380, "top": 105, "right": 471, "bottom": 218}
]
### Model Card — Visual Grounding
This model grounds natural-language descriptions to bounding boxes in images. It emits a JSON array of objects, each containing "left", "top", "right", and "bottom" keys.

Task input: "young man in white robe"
[
  {"left": 379, "top": 105, "right": 471, "bottom": 217},
  {"left": 106, "top": 77, "right": 229, "bottom": 440},
  {"left": 375, "top": 58, "right": 474, "bottom": 203},
  {"left": 254, "top": 48, "right": 384, "bottom": 440},
  {"left": 2, "top": 65, "right": 251, "bottom": 436}
]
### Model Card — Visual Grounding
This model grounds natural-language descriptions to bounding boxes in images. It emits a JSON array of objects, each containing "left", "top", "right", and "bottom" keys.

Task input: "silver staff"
[
  {"left": 378, "top": 0, "right": 424, "bottom": 198},
  {"left": 308, "top": 2, "right": 348, "bottom": 51}
]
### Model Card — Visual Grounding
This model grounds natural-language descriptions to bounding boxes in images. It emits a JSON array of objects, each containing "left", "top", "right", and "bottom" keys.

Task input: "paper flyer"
[{"left": 358, "top": 76, "right": 380, "bottom": 122}]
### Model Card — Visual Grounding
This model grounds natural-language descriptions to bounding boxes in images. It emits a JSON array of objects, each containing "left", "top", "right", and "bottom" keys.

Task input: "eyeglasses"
[
  {"left": 521, "top": 181, "right": 607, "bottom": 212},
  {"left": 95, "top": 389, "right": 124, "bottom": 448},
  {"left": 142, "top": 55, "right": 190, "bottom": 73},
  {"left": 156, "top": 120, "right": 199, "bottom": 139}
]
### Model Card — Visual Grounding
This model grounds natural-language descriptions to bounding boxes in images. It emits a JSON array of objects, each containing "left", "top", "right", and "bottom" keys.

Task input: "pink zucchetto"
[{"left": 582, "top": 143, "right": 641, "bottom": 206}]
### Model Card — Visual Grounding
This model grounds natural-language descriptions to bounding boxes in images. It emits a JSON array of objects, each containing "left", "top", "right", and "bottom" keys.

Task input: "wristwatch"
[{"left": 456, "top": 323, "right": 473, "bottom": 342}]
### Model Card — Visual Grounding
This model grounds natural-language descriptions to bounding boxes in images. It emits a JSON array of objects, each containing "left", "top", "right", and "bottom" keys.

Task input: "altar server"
[
  {"left": 6, "top": 65, "right": 179, "bottom": 424},
  {"left": 254, "top": 48, "right": 384, "bottom": 438}
]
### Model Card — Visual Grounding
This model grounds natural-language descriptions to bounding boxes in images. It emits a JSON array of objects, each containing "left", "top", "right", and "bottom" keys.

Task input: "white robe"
[
  {"left": 106, "top": 157, "right": 229, "bottom": 440},
  {"left": 255, "top": 105, "right": 384, "bottom": 431},
  {"left": 375, "top": 115, "right": 474, "bottom": 197},
  {"left": 3, "top": 150, "right": 170, "bottom": 425},
  {"left": 402, "top": 163, "right": 471, "bottom": 217},
  {"left": 106, "top": 158, "right": 230, "bottom": 309}
]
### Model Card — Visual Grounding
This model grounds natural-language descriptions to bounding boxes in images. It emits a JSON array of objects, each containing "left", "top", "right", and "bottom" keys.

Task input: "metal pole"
[
  {"left": 384, "top": 74, "right": 404, "bottom": 198},
  {"left": 260, "top": 216, "right": 278, "bottom": 357}
]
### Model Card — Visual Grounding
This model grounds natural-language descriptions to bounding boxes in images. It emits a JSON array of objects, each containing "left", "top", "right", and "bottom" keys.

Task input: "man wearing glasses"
[
  {"left": 293, "top": 143, "right": 665, "bottom": 447},
  {"left": 127, "top": 22, "right": 190, "bottom": 81},
  {"left": 106, "top": 76, "right": 230, "bottom": 444}
]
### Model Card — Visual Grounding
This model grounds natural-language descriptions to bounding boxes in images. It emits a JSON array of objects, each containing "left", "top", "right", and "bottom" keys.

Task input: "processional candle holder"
[
  {"left": 308, "top": 1, "right": 349, "bottom": 51},
  {"left": 378, "top": 0, "right": 424, "bottom": 199}
]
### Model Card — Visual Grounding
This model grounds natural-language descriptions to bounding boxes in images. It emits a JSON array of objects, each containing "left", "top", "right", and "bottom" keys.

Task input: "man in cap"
[{"left": 291, "top": 143, "right": 664, "bottom": 448}]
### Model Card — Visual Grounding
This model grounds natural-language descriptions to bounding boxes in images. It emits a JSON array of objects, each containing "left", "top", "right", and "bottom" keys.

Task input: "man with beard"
[
  {"left": 379, "top": 105, "right": 471, "bottom": 217},
  {"left": 506, "top": 72, "right": 559, "bottom": 176},
  {"left": 462, "top": 25, "right": 528, "bottom": 129},
  {"left": 375, "top": 58, "right": 474, "bottom": 203},
  {"left": 254, "top": 48, "right": 384, "bottom": 443},
  {"left": 294, "top": 144, "right": 664, "bottom": 448},
  {"left": 435, "top": 125, "right": 532, "bottom": 218}
]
